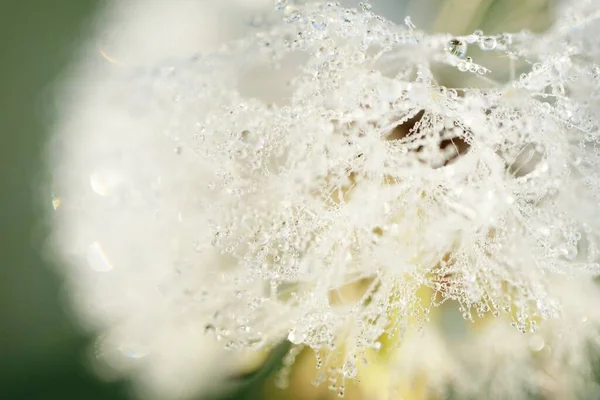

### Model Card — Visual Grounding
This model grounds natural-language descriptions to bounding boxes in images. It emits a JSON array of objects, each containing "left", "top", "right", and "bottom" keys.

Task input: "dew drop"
[
  {"left": 118, "top": 343, "right": 149, "bottom": 359},
  {"left": 204, "top": 324, "right": 216, "bottom": 334},
  {"left": 287, "top": 329, "right": 306, "bottom": 344},
  {"left": 312, "top": 21, "right": 327, "bottom": 30},
  {"left": 351, "top": 51, "right": 365, "bottom": 64},
  {"left": 342, "top": 361, "right": 357, "bottom": 378},
  {"left": 51, "top": 193, "right": 61, "bottom": 210},
  {"left": 90, "top": 168, "right": 122, "bottom": 197},
  {"left": 445, "top": 39, "right": 467, "bottom": 58},
  {"left": 480, "top": 37, "right": 497, "bottom": 51},
  {"left": 275, "top": 0, "right": 288, "bottom": 10},
  {"left": 358, "top": 1, "right": 372, "bottom": 11},
  {"left": 529, "top": 335, "right": 545, "bottom": 352},
  {"left": 87, "top": 241, "right": 114, "bottom": 272},
  {"left": 498, "top": 33, "right": 512, "bottom": 47},
  {"left": 256, "top": 231, "right": 271, "bottom": 245},
  {"left": 560, "top": 244, "right": 578, "bottom": 260},
  {"left": 404, "top": 16, "right": 416, "bottom": 30}
]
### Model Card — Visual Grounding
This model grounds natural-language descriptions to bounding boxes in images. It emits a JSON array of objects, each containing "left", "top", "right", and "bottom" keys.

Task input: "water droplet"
[
  {"left": 404, "top": 16, "right": 416, "bottom": 30},
  {"left": 256, "top": 231, "right": 271, "bottom": 245},
  {"left": 287, "top": 329, "right": 306, "bottom": 344},
  {"left": 480, "top": 37, "right": 497, "bottom": 51},
  {"left": 118, "top": 343, "right": 149, "bottom": 359},
  {"left": 51, "top": 193, "right": 61, "bottom": 210},
  {"left": 235, "top": 148, "right": 248, "bottom": 159},
  {"left": 204, "top": 324, "right": 216, "bottom": 334},
  {"left": 529, "top": 335, "right": 545, "bottom": 351},
  {"left": 358, "top": 1, "right": 372, "bottom": 11},
  {"left": 351, "top": 51, "right": 365, "bottom": 64},
  {"left": 445, "top": 39, "right": 467, "bottom": 58},
  {"left": 284, "top": 7, "right": 301, "bottom": 22},
  {"left": 497, "top": 33, "right": 512, "bottom": 47},
  {"left": 275, "top": 0, "right": 288, "bottom": 10},
  {"left": 342, "top": 361, "right": 357, "bottom": 378},
  {"left": 86, "top": 241, "right": 114, "bottom": 272},
  {"left": 312, "top": 21, "right": 327, "bottom": 30},
  {"left": 90, "top": 168, "right": 122, "bottom": 197},
  {"left": 560, "top": 244, "right": 578, "bottom": 260}
]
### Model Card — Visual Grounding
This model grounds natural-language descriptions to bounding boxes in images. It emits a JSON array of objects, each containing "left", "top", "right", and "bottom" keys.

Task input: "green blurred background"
[
  {"left": 0, "top": 1, "right": 132, "bottom": 399},
  {"left": 0, "top": 0, "right": 556, "bottom": 399}
]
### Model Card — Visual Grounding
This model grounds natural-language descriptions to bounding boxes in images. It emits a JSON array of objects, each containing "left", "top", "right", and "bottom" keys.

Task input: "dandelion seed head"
[{"left": 50, "top": 0, "right": 600, "bottom": 397}]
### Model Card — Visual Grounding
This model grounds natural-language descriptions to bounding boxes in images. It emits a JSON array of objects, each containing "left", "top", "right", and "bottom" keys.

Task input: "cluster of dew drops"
[
  {"left": 168, "top": 0, "right": 600, "bottom": 395},
  {"left": 76, "top": 0, "right": 600, "bottom": 396}
]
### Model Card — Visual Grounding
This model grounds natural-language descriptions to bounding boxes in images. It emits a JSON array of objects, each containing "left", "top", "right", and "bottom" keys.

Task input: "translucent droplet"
[
  {"left": 584, "top": 263, "right": 600, "bottom": 273},
  {"left": 51, "top": 193, "right": 61, "bottom": 210},
  {"left": 480, "top": 37, "right": 496, "bottom": 51},
  {"left": 235, "top": 148, "right": 248, "bottom": 159},
  {"left": 312, "top": 21, "right": 327, "bottom": 30},
  {"left": 284, "top": 7, "right": 301, "bottom": 22},
  {"left": 204, "top": 324, "right": 216, "bottom": 335},
  {"left": 287, "top": 329, "right": 306, "bottom": 344},
  {"left": 90, "top": 168, "right": 121, "bottom": 197},
  {"left": 118, "top": 343, "right": 149, "bottom": 359},
  {"left": 560, "top": 244, "right": 578, "bottom": 260},
  {"left": 404, "top": 16, "right": 416, "bottom": 30},
  {"left": 529, "top": 335, "right": 545, "bottom": 352},
  {"left": 351, "top": 51, "right": 365, "bottom": 64},
  {"left": 497, "top": 33, "right": 512, "bottom": 47},
  {"left": 358, "top": 1, "right": 372, "bottom": 11},
  {"left": 256, "top": 231, "right": 271, "bottom": 245},
  {"left": 275, "top": 0, "right": 288, "bottom": 10},
  {"left": 86, "top": 241, "right": 114, "bottom": 272},
  {"left": 445, "top": 39, "right": 467, "bottom": 58},
  {"left": 342, "top": 361, "right": 357, "bottom": 378}
]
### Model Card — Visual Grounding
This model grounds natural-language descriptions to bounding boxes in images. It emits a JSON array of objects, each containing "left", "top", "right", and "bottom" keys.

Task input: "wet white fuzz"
[{"left": 49, "top": 0, "right": 600, "bottom": 398}]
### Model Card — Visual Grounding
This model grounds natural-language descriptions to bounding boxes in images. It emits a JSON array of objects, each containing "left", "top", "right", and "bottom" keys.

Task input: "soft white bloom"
[{"left": 49, "top": 0, "right": 600, "bottom": 398}]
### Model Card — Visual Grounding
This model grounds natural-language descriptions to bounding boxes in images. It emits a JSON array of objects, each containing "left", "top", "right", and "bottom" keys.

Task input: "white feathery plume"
[{"left": 48, "top": 0, "right": 600, "bottom": 398}]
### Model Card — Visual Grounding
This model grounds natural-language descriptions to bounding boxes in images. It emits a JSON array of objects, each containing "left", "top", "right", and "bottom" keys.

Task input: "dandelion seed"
[{"left": 50, "top": 0, "right": 600, "bottom": 398}]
